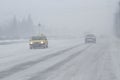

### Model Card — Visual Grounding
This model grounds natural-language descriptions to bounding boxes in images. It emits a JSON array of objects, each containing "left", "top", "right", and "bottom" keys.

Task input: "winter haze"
[
  {"left": 0, "top": 0, "right": 119, "bottom": 38},
  {"left": 1, "top": 0, "right": 120, "bottom": 80}
]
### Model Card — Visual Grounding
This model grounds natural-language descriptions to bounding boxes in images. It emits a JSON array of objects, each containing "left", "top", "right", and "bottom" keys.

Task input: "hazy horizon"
[{"left": 0, "top": 0, "right": 119, "bottom": 36}]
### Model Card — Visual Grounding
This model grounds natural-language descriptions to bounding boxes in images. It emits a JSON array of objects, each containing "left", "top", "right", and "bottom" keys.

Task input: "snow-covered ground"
[
  {"left": 0, "top": 39, "right": 27, "bottom": 45},
  {"left": 0, "top": 38, "right": 120, "bottom": 80}
]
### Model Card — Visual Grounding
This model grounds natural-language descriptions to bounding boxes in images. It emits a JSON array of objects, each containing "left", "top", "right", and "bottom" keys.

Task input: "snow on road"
[
  {"left": 0, "top": 39, "right": 82, "bottom": 71},
  {"left": 0, "top": 38, "right": 120, "bottom": 80}
]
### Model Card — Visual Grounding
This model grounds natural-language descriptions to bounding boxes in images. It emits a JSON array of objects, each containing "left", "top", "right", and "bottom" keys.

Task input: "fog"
[{"left": 0, "top": 0, "right": 119, "bottom": 38}]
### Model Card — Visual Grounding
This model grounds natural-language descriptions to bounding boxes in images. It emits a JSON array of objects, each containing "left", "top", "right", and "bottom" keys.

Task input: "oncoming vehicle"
[
  {"left": 85, "top": 34, "right": 96, "bottom": 43},
  {"left": 29, "top": 35, "right": 48, "bottom": 49}
]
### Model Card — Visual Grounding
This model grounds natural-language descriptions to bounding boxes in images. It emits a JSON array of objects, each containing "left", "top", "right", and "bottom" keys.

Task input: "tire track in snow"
[
  {"left": 27, "top": 45, "right": 91, "bottom": 80},
  {"left": 0, "top": 43, "right": 85, "bottom": 79},
  {"left": 37, "top": 43, "right": 109, "bottom": 80}
]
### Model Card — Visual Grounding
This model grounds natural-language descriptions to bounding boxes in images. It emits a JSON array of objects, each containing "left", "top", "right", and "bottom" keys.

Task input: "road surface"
[{"left": 0, "top": 38, "right": 120, "bottom": 80}]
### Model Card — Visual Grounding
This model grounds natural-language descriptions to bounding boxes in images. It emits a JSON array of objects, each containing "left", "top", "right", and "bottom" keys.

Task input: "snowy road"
[{"left": 0, "top": 38, "right": 120, "bottom": 80}]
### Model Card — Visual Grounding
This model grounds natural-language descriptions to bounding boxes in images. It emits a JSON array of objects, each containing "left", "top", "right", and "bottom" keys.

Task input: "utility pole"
[{"left": 38, "top": 23, "right": 41, "bottom": 34}]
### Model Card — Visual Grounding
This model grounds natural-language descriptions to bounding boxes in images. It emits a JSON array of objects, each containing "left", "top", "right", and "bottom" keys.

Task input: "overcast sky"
[{"left": 0, "top": 0, "right": 119, "bottom": 35}]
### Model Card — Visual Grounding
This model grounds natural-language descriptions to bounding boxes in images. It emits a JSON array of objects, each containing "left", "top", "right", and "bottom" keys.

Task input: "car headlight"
[
  {"left": 30, "top": 42, "right": 33, "bottom": 44},
  {"left": 41, "top": 41, "right": 44, "bottom": 44}
]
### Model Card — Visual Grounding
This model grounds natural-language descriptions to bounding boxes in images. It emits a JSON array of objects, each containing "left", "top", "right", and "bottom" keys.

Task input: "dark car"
[{"left": 85, "top": 34, "right": 96, "bottom": 43}]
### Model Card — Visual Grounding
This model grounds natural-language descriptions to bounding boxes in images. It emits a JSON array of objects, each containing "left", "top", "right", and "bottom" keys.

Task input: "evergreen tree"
[
  {"left": 8, "top": 16, "right": 18, "bottom": 38},
  {"left": 13, "top": 16, "right": 18, "bottom": 37}
]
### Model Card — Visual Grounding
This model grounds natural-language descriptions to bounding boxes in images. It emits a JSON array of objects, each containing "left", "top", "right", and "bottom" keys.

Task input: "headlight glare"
[
  {"left": 30, "top": 42, "right": 33, "bottom": 44},
  {"left": 41, "top": 41, "right": 44, "bottom": 44}
]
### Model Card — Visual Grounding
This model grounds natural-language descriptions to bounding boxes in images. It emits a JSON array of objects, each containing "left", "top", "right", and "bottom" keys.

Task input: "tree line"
[{"left": 0, "top": 15, "right": 36, "bottom": 40}]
